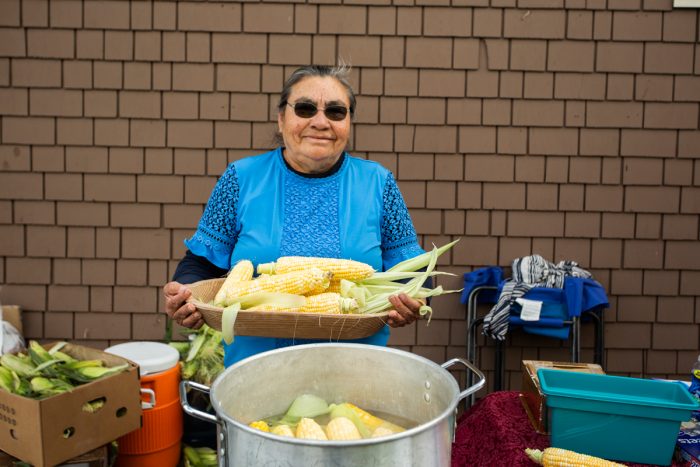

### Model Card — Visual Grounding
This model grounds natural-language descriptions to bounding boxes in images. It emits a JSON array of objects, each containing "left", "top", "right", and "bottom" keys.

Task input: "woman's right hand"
[{"left": 163, "top": 281, "right": 204, "bottom": 329}]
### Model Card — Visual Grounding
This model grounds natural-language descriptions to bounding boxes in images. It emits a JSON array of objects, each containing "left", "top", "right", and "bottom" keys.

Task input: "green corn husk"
[
  {"left": 1, "top": 354, "right": 37, "bottom": 378},
  {"left": 28, "top": 340, "right": 54, "bottom": 366},
  {"left": 0, "top": 367, "right": 15, "bottom": 393},
  {"left": 82, "top": 398, "right": 105, "bottom": 413}
]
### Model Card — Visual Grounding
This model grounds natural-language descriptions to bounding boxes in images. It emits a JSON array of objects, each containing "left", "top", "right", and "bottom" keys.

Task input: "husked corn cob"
[
  {"left": 371, "top": 426, "right": 394, "bottom": 438},
  {"left": 215, "top": 260, "right": 255, "bottom": 306},
  {"left": 271, "top": 424, "right": 295, "bottom": 437},
  {"left": 526, "top": 448, "right": 625, "bottom": 467},
  {"left": 258, "top": 257, "right": 374, "bottom": 281},
  {"left": 248, "top": 420, "right": 270, "bottom": 432},
  {"left": 326, "top": 279, "right": 342, "bottom": 293},
  {"left": 342, "top": 403, "right": 405, "bottom": 433},
  {"left": 296, "top": 418, "right": 327, "bottom": 440},
  {"left": 325, "top": 416, "right": 362, "bottom": 440},
  {"left": 247, "top": 293, "right": 358, "bottom": 314},
  {"left": 221, "top": 268, "right": 331, "bottom": 304}
]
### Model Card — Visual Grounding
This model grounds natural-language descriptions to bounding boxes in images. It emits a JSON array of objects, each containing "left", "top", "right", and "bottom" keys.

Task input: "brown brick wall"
[{"left": 0, "top": 0, "right": 698, "bottom": 390}]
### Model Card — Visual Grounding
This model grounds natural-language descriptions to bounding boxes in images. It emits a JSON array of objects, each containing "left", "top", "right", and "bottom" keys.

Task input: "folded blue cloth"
[{"left": 460, "top": 267, "right": 503, "bottom": 304}]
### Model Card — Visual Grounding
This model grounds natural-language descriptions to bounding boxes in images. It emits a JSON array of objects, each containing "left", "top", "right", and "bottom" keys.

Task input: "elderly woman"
[{"left": 164, "top": 65, "right": 426, "bottom": 367}]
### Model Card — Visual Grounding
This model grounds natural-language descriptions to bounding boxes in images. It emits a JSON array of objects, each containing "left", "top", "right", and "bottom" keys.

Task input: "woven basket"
[{"left": 186, "top": 278, "right": 389, "bottom": 340}]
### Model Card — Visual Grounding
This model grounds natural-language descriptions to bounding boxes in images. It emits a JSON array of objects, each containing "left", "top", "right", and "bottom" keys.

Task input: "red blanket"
[{"left": 451, "top": 391, "right": 684, "bottom": 467}]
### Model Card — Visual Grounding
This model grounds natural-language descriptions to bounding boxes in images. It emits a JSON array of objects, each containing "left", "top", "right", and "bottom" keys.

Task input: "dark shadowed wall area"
[{"left": 0, "top": 0, "right": 698, "bottom": 393}]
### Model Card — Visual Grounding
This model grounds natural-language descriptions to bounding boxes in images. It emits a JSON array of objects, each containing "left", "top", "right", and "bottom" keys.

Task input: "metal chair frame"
[{"left": 465, "top": 285, "right": 605, "bottom": 406}]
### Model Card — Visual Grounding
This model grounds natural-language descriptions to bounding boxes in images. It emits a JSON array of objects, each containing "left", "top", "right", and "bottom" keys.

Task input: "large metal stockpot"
[{"left": 181, "top": 343, "right": 485, "bottom": 467}]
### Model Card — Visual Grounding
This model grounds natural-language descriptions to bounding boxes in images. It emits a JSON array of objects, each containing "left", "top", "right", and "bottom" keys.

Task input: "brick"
[
  {"left": 498, "top": 237, "right": 531, "bottom": 265},
  {"left": 217, "top": 64, "right": 260, "bottom": 92},
  {"left": 360, "top": 69, "right": 383, "bottom": 96},
  {"left": 610, "top": 269, "right": 643, "bottom": 295},
  {"left": 397, "top": 7, "right": 421, "bottom": 35},
  {"left": 14, "top": 200, "right": 54, "bottom": 225},
  {"left": 110, "top": 203, "right": 159, "bottom": 228},
  {"left": 483, "top": 39, "right": 509, "bottom": 71},
  {"left": 623, "top": 158, "right": 663, "bottom": 185},
  {"left": 134, "top": 175, "right": 184, "bottom": 204},
  {"left": 84, "top": 175, "right": 135, "bottom": 202},
  {"left": 564, "top": 212, "right": 600, "bottom": 238},
  {"left": 56, "top": 119, "right": 91, "bottom": 146},
  {"left": 384, "top": 69, "right": 418, "bottom": 96},
  {"left": 548, "top": 42, "right": 594, "bottom": 72},
  {"left": 397, "top": 154, "right": 433, "bottom": 180},
  {"left": 601, "top": 212, "right": 635, "bottom": 238},
  {"left": 510, "top": 40, "right": 547, "bottom": 71},
  {"left": 337, "top": 36, "right": 380, "bottom": 67},
  {"left": 554, "top": 73, "right": 606, "bottom": 100},
  {"left": 459, "top": 126, "right": 497, "bottom": 153},
  {"left": 634, "top": 75, "right": 673, "bottom": 101},
  {"left": 616, "top": 296, "right": 655, "bottom": 322},
  {"left": 131, "top": 120, "right": 166, "bottom": 148},
  {"left": 75, "top": 313, "right": 130, "bottom": 340},
  {"left": 122, "top": 229, "right": 170, "bottom": 260},
  {"left": 12, "top": 59, "right": 60, "bottom": 87},
  {"left": 464, "top": 154, "right": 514, "bottom": 182},
  {"left": 109, "top": 148, "right": 144, "bottom": 174},
  {"left": 619, "top": 129, "right": 674, "bottom": 157},
  {"left": 0, "top": 27, "right": 25, "bottom": 57},
  {"left": 394, "top": 126, "right": 415, "bottom": 152},
  {"left": 625, "top": 186, "right": 679, "bottom": 213},
  {"left": 407, "top": 98, "right": 444, "bottom": 125},
  {"left": 186, "top": 33, "right": 210, "bottom": 63},
  {"left": 530, "top": 127, "right": 578, "bottom": 155},
  {"left": 132, "top": 313, "right": 168, "bottom": 340},
  {"left": 482, "top": 99, "right": 510, "bottom": 126},
  {"left": 26, "top": 225, "right": 65, "bottom": 257},
  {"left": 504, "top": 9, "right": 565, "bottom": 38},
  {"left": 6, "top": 258, "right": 50, "bottom": 284},
  {"left": 83, "top": 91, "right": 116, "bottom": 118},
  {"left": 675, "top": 76, "right": 700, "bottom": 102},
  {"left": 567, "top": 10, "right": 593, "bottom": 39},
  {"left": 424, "top": 182, "right": 455, "bottom": 209},
  {"left": 62, "top": 60, "right": 91, "bottom": 89},
  {"left": 0, "top": 89, "right": 27, "bottom": 116},
  {"left": 27, "top": 28, "right": 73, "bottom": 58},
  {"left": 663, "top": 215, "right": 698, "bottom": 240},
  {"left": 93, "top": 119, "right": 127, "bottom": 147},
  {"left": 57, "top": 202, "right": 108, "bottom": 227},
  {"left": 244, "top": 4, "right": 293, "bottom": 33},
  {"left": 171, "top": 63, "right": 214, "bottom": 92},
  {"left": 117, "top": 91, "right": 160, "bottom": 119},
  {"left": 269, "top": 34, "right": 311, "bottom": 65},
  {"left": 681, "top": 187, "right": 700, "bottom": 213},
  {"left": 66, "top": 227, "right": 94, "bottom": 258},
  {"left": 663, "top": 10, "right": 697, "bottom": 42},
  {"left": 473, "top": 9, "right": 502, "bottom": 38},
  {"left": 178, "top": 2, "right": 241, "bottom": 32},
  {"left": 174, "top": 149, "right": 206, "bottom": 176},
  {"left": 105, "top": 31, "right": 132, "bottom": 61},
  {"left": 413, "top": 126, "right": 456, "bottom": 153},
  {"left": 515, "top": 156, "right": 546, "bottom": 183},
  {"left": 214, "top": 122, "right": 251, "bottom": 149},
  {"left": 586, "top": 186, "right": 624, "bottom": 212},
  {"left": 294, "top": 5, "right": 317, "bottom": 34},
  {"left": 483, "top": 183, "right": 525, "bottom": 209},
  {"left": 624, "top": 239, "right": 664, "bottom": 268},
  {"left": 507, "top": 211, "right": 564, "bottom": 236},
  {"left": 212, "top": 34, "right": 266, "bottom": 64},
  {"left": 44, "top": 174, "right": 80, "bottom": 201},
  {"left": 116, "top": 260, "right": 148, "bottom": 286},
  {"left": 94, "top": 61, "right": 122, "bottom": 89},
  {"left": 587, "top": 102, "right": 642, "bottom": 128},
  {"left": 0, "top": 1, "right": 20, "bottom": 26},
  {"left": 313, "top": 35, "right": 337, "bottom": 66},
  {"left": 47, "top": 285, "right": 89, "bottom": 312},
  {"left": 544, "top": 157, "right": 568, "bottom": 183},
  {"left": 659, "top": 296, "right": 695, "bottom": 323},
  {"left": 163, "top": 205, "right": 202, "bottom": 229},
  {"left": 570, "top": 157, "right": 601, "bottom": 183},
  {"left": 398, "top": 181, "right": 425, "bottom": 208},
  {"left": 596, "top": 42, "right": 643, "bottom": 73},
  {"left": 162, "top": 32, "right": 185, "bottom": 62},
  {"left": 513, "top": 101, "right": 563, "bottom": 127},
  {"left": 84, "top": 0, "right": 129, "bottom": 29},
  {"left": 406, "top": 38, "right": 452, "bottom": 68},
  {"left": 319, "top": 6, "right": 366, "bottom": 34},
  {"left": 95, "top": 227, "right": 119, "bottom": 259},
  {"left": 0, "top": 172, "right": 42, "bottom": 200},
  {"left": 532, "top": 184, "right": 558, "bottom": 211},
  {"left": 423, "top": 7, "right": 471, "bottom": 37},
  {"left": 0, "top": 225, "right": 24, "bottom": 256},
  {"left": 434, "top": 154, "right": 463, "bottom": 181},
  {"left": 76, "top": 30, "right": 102, "bottom": 59},
  {"left": 680, "top": 271, "right": 700, "bottom": 295},
  {"left": 666, "top": 241, "right": 700, "bottom": 270},
  {"left": 645, "top": 43, "right": 694, "bottom": 74},
  {"left": 679, "top": 131, "right": 700, "bottom": 158},
  {"left": 653, "top": 323, "right": 698, "bottom": 350},
  {"left": 161, "top": 92, "right": 197, "bottom": 120},
  {"left": 496, "top": 127, "right": 526, "bottom": 155},
  {"left": 66, "top": 147, "right": 107, "bottom": 173},
  {"left": 133, "top": 31, "right": 161, "bottom": 61},
  {"left": 453, "top": 236, "right": 498, "bottom": 265},
  {"left": 590, "top": 238, "right": 622, "bottom": 268},
  {"left": 29, "top": 89, "right": 81, "bottom": 117},
  {"left": 554, "top": 238, "right": 591, "bottom": 264},
  {"left": 130, "top": 0, "right": 151, "bottom": 30},
  {"left": 613, "top": 12, "right": 662, "bottom": 40},
  {"left": 419, "top": 70, "right": 466, "bottom": 98},
  {"left": 521, "top": 73, "right": 552, "bottom": 101},
  {"left": 645, "top": 103, "right": 698, "bottom": 130}
]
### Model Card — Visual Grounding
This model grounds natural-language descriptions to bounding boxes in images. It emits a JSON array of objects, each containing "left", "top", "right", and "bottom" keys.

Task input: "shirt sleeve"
[
  {"left": 172, "top": 250, "right": 228, "bottom": 285},
  {"left": 184, "top": 163, "right": 239, "bottom": 270},
  {"left": 380, "top": 172, "right": 425, "bottom": 271}
]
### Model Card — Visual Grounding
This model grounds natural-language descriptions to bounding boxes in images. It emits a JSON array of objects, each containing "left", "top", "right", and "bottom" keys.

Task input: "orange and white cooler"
[{"left": 106, "top": 342, "right": 183, "bottom": 467}]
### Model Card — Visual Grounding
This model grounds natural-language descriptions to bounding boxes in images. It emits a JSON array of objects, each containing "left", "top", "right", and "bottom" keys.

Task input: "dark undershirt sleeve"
[{"left": 172, "top": 250, "right": 228, "bottom": 285}]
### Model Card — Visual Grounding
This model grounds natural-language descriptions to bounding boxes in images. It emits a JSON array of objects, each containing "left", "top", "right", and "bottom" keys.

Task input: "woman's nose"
[{"left": 309, "top": 109, "right": 331, "bottom": 128}]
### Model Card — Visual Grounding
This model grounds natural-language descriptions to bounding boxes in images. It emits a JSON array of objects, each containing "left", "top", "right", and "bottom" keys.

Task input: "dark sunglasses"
[{"left": 286, "top": 102, "right": 350, "bottom": 121}]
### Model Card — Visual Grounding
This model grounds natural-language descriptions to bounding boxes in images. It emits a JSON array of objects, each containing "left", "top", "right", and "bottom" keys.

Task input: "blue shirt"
[{"left": 184, "top": 148, "right": 424, "bottom": 366}]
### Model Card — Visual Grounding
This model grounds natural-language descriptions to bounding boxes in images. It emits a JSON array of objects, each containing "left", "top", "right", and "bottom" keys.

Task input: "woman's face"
[{"left": 278, "top": 76, "right": 351, "bottom": 174}]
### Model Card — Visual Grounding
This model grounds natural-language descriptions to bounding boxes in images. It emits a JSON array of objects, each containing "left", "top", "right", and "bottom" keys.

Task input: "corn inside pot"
[{"left": 181, "top": 343, "right": 485, "bottom": 467}]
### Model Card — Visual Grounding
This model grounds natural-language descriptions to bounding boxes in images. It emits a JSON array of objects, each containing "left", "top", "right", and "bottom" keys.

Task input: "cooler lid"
[{"left": 105, "top": 341, "right": 180, "bottom": 376}]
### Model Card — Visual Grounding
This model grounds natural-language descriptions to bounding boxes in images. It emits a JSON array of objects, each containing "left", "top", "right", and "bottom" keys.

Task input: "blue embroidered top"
[{"left": 182, "top": 148, "right": 424, "bottom": 367}]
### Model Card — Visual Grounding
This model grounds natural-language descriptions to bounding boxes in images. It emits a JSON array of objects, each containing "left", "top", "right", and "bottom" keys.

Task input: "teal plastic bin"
[{"left": 538, "top": 368, "right": 699, "bottom": 465}]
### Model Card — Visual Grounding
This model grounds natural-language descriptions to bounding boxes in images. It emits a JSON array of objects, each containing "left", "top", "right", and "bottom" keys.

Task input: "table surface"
[{"left": 451, "top": 391, "right": 685, "bottom": 467}]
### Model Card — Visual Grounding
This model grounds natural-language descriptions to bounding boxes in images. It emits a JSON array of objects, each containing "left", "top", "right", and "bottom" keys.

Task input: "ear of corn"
[
  {"left": 271, "top": 424, "right": 295, "bottom": 437},
  {"left": 249, "top": 420, "right": 270, "bottom": 432},
  {"left": 295, "top": 418, "right": 328, "bottom": 440},
  {"left": 525, "top": 448, "right": 626, "bottom": 467},
  {"left": 221, "top": 268, "right": 332, "bottom": 305},
  {"left": 248, "top": 293, "right": 358, "bottom": 314},
  {"left": 335, "top": 403, "right": 406, "bottom": 434},
  {"left": 325, "top": 416, "right": 362, "bottom": 440},
  {"left": 371, "top": 426, "right": 394, "bottom": 438},
  {"left": 214, "top": 260, "right": 255, "bottom": 306},
  {"left": 257, "top": 257, "right": 374, "bottom": 281}
]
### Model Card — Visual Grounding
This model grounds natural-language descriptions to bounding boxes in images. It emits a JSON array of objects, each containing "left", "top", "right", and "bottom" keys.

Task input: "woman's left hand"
[{"left": 387, "top": 293, "right": 425, "bottom": 327}]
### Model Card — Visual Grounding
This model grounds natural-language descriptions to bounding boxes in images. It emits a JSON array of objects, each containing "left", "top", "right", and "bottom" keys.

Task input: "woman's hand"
[
  {"left": 163, "top": 281, "right": 204, "bottom": 329},
  {"left": 386, "top": 293, "right": 425, "bottom": 327}
]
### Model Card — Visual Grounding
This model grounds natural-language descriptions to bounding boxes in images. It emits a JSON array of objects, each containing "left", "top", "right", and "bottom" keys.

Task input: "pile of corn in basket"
[{"left": 196, "top": 240, "right": 461, "bottom": 344}]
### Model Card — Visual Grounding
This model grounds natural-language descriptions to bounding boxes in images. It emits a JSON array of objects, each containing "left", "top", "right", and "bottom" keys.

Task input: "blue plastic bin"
[{"left": 538, "top": 368, "right": 700, "bottom": 465}]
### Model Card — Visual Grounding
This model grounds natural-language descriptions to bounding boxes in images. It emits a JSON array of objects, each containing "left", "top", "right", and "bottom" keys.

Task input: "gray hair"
[{"left": 277, "top": 64, "right": 356, "bottom": 116}]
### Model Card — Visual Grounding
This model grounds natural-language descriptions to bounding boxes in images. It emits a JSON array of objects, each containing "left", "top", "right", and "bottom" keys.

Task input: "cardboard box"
[
  {"left": 0, "top": 444, "right": 110, "bottom": 467},
  {"left": 1, "top": 305, "right": 22, "bottom": 335},
  {"left": 677, "top": 419, "right": 700, "bottom": 467},
  {"left": 519, "top": 360, "right": 605, "bottom": 434},
  {"left": 0, "top": 343, "right": 142, "bottom": 467}
]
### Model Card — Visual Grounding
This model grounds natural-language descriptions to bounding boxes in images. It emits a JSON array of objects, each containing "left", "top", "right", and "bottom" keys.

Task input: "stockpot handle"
[
  {"left": 441, "top": 358, "right": 486, "bottom": 401},
  {"left": 180, "top": 380, "right": 220, "bottom": 425}
]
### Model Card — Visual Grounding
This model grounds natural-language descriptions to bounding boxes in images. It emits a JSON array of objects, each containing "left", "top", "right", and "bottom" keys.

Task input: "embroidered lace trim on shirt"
[{"left": 381, "top": 172, "right": 420, "bottom": 259}]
